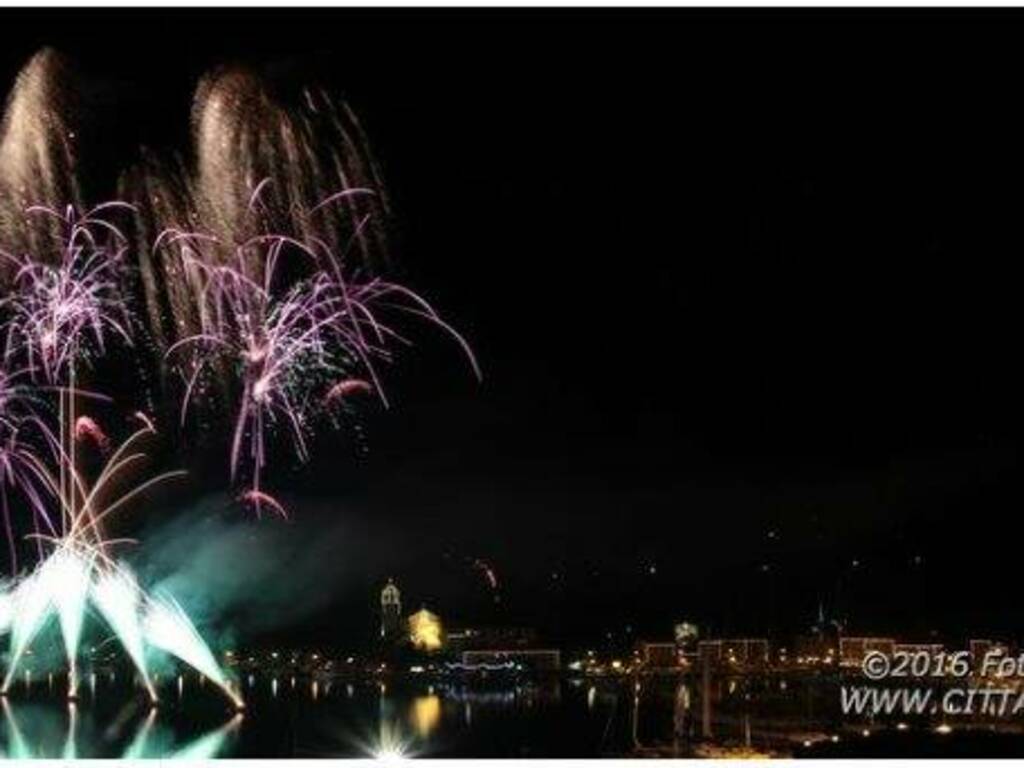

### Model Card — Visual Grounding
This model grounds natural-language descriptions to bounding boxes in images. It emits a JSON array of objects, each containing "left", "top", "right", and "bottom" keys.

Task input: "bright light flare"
[
  {"left": 370, "top": 723, "right": 415, "bottom": 763},
  {"left": 374, "top": 745, "right": 409, "bottom": 763}
]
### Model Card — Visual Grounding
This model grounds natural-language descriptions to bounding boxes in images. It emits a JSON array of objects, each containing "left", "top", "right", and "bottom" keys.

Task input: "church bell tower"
[{"left": 380, "top": 578, "right": 402, "bottom": 641}]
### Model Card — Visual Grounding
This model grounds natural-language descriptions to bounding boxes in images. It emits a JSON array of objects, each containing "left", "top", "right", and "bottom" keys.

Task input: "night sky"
[{"left": 1, "top": 10, "right": 1022, "bottom": 651}]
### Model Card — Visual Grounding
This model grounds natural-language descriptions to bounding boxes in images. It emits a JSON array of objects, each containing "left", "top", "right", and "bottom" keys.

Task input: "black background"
[{"left": 1, "top": 10, "right": 1021, "bottom": 651}]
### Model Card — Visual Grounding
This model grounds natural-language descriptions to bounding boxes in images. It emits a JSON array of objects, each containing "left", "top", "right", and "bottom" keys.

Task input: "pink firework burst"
[
  {"left": 0, "top": 203, "right": 135, "bottom": 384},
  {"left": 324, "top": 378, "right": 373, "bottom": 404},
  {"left": 74, "top": 415, "right": 110, "bottom": 454},
  {"left": 161, "top": 181, "right": 479, "bottom": 516}
]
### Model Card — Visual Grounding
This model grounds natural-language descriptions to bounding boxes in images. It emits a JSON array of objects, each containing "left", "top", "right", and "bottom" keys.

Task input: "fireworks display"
[
  {"left": 0, "top": 203, "right": 134, "bottom": 384},
  {"left": 159, "top": 182, "right": 479, "bottom": 514},
  {"left": 0, "top": 424, "right": 242, "bottom": 708},
  {"left": 0, "top": 195, "right": 246, "bottom": 707},
  {"left": 0, "top": 46, "right": 475, "bottom": 715}
]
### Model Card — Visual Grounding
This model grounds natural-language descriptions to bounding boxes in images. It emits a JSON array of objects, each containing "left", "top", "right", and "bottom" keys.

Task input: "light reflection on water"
[
  {"left": 0, "top": 695, "right": 241, "bottom": 759},
  {"left": 0, "top": 669, "right": 910, "bottom": 758},
  {"left": 2, "top": 667, "right": 593, "bottom": 757},
  {"left": 410, "top": 694, "right": 440, "bottom": 739}
]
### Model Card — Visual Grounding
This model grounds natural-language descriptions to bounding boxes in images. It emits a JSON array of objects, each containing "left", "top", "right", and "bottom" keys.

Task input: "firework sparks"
[
  {"left": 0, "top": 200, "right": 137, "bottom": 575},
  {"left": 0, "top": 191, "right": 239, "bottom": 708},
  {"left": 0, "top": 428, "right": 238, "bottom": 708},
  {"left": 163, "top": 259, "right": 346, "bottom": 514},
  {"left": 0, "top": 585, "right": 11, "bottom": 635},
  {"left": 131, "top": 410, "right": 155, "bottom": 433},
  {"left": 0, "top": 52, "right": 474, "bottom": 720},
  {"left": 47, "top": 545, "right": 93, "bottom": 697},
  {"left": 0, "top": 49, "right": 84, "bottom": 244},
  {"left": 0, "top": 543, "right": 238, "bottom": 706},
  {"left": 0, "top": 203, "right": 134, "bottom": 384},
  {"left": 90, "top": 565, "right": 155, "bottom": 701},
  {"left": 473, "top": 558, "right": 499, "bottom": 591},
  {"left": 142, "top": 593, "right": 243, "bottom": 708},
  {"left": 161, "top": 181, "right": 479, "bottom": 515},
  {"left": 0, "top": 366, "right": 57, "bottom": 572},
  {"left": 3, "top": 560, "right": 54, "bottom": 692},
  {"left": 238, "top": 489, "right": 288, "bottom": 519}
]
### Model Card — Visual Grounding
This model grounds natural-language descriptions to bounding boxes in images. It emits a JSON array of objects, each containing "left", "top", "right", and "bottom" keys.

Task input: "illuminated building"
[
  {"left": 380, "top": 579, "right": 402, "bottom": 642},
  {"left": 969, "top": 639, "right": 1013, "bottom": 670},
  {"left": 408, "top": 607, "right": 444, "bottom": 652},
  {"left": 894, "top": 642, "right": 944, "bottom": 657},
  {"left": 674, "top": 622, "right": 699, "bottom": 653},
  {"left": 697, "top": 638, "right": 769, "bottom": 668},
  {"left": 638, "top": 642, "right": 681, "bottom": 669},
  {"left": 839, "top": 636, "right": 895, "bottom": 667},
  {"left": 794, "top": 634, "right": 836, "bottom": 665},
  {"left": 970, "top": 639, "right": 994, "bottom": 668}
]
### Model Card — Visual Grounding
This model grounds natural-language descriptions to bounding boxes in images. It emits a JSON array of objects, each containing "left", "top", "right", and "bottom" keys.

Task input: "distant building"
[
  {"left": 793, "top": 633, "right": 835, "bottom": 664},
  {"left": 638, "top": 641, "right": 681, "bottom": 669},
  {"left": 894, "top": 642, "right": 944, "bottom": 657},
  {"left": 839, "top": 636, "right": 895, "bottom": 667},
  {"left": 697, "top": 640, "right": 722, "bottom": 667},
  {"left": 970, "top": 639, "right": 993, "bottom": 668},
  {"left": 380, "top": 579, "right": 402, "bottom": 641},
  {"left": 409, "top": 606, "right": 445, "bottom": 652},
  {"left": 969, "top": 639, "right": 1012, "bottom": 670},
  {"left": 698, "top": 639, "right": 769, "bottom": 669}
]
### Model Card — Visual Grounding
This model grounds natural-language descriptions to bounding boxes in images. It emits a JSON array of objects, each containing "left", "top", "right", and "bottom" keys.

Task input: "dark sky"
[{"left": 1, "top": 10, "right": 1022, "bottom": 650}]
